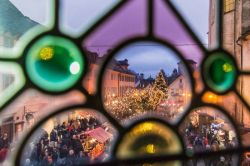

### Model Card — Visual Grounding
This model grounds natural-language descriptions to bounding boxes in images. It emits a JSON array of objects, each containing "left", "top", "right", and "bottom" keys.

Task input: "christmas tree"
[
  {"left": 153, "top": 70, "right": 168, "bottom": 94},
  {"left": 106, "top": 70, "right": 169, "bottom": 120}
]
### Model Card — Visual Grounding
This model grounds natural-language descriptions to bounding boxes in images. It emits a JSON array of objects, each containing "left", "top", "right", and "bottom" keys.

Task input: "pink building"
[{"left": 84, "top": 54, "right": 136, "bottom": 99}]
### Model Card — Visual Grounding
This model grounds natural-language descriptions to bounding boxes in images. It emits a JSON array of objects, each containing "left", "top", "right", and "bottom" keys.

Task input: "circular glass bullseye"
[
  {"left": 25, "top": 36, "right": 84, "bottom": 92},
  {"left": 116, "top": 121, "right": 182, "bottom": 165},
  {"left": 203, "top": 52, "right": 237, "bottom": 93}
]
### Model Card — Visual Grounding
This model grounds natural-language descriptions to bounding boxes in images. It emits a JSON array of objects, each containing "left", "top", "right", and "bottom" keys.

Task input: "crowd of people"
[
  {"left": 1, "top": 112, "right": 246, "bottom": 166},
  {"left": 22, "top": 116, "right": 112, "bottom": 166},
  {"left": 183, "top": 120, "right": 237, "bottom": 166}
]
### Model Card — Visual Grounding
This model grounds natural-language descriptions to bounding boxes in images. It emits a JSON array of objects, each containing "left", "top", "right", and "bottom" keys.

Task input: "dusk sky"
[
  {"left": 9, "top": 0, "right": 209, "bottom": 77},
  {"left": 116, "top": 42, "right": 180, "bottom": 77}
]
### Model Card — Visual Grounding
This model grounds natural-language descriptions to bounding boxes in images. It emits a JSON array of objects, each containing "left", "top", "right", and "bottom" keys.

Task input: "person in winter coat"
[
  {"left": 65, "top": 149, "right": 76, "bottom": 166},
  {"left": 50, "top": 129, "right": 58, "bottom": 142},
  {"left": 72, "top": 135, "right": 83, "bottom": 155},
  {"left": 216, "top": 156, "right": 230, "bottom": 166}
]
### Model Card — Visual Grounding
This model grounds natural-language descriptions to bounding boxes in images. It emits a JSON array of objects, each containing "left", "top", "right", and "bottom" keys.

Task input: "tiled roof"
[
  {"left": 88, "top": 53, "right": 135, "bottom": 75},
  {"left": 117, "top": 59, "right": 129, "bottom": 66},
  {"left": 138, "top": 78, "right": 155, "bottom": 88},
  {"left": 111, "top": 60, "right": 136, "bottom": 75}
]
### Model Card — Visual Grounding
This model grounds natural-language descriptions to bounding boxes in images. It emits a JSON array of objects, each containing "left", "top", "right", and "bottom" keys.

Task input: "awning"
[{"left": 85, "top": 127, "right": 112, "bottom": 143}]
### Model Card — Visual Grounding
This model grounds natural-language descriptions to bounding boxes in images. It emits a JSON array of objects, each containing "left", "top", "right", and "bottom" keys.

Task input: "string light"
[{"left": 105, "top": 71, "right": 169, "bottom": 120}]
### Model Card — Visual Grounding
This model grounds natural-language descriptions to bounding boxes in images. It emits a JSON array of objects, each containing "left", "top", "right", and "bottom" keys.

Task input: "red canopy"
[{"left": 85, "top": 127, "right": 112, "bottom": 143}]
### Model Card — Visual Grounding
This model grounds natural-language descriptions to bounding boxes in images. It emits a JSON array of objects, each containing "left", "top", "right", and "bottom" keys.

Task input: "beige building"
[
  {"left": 167, "top": 75, "right": 191, "bottom": 111},
  {"left": 166, "top": 60, "right": 195, "bottom": 113},
  {"left": 209, "top": 0, "right": 250, "bottom": 127}
]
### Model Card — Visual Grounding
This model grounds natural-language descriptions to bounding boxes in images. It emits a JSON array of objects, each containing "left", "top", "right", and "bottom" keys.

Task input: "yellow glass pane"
[
  {"left": 224, "top": 0, "right": 235, "bottom": 13},
  {"left": 116, "top": 121, "right": 182, "bottom": 159}
]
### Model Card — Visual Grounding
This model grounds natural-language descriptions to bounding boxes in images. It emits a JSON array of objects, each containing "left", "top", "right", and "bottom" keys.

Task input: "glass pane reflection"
[
  {"left": 102, "top": 41, "right": 192, "bottom": 124},
  {"left": 20, "top": 109, "right": 117, "bottom": 166},
  {"left": 116, "top": 121, "right": 182, "bottom": 160},
  {"left": 179, "top": 107, "right": 238, "bottom": 155},
  {"left": 0, "top": 0, "right": 51, "bottom": 50}
]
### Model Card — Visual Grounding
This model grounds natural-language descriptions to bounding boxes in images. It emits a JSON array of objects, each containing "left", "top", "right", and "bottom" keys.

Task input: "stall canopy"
[{"left": 85, "top": 127, "right": 112, "bottom": 143}]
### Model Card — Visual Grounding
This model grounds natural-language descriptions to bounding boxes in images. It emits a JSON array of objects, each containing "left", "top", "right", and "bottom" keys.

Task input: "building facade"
[
  {"left": 167, "top": 75, "right": 191, "bottom": 112},
  {"left": 166, "top": 60, "right": 194, "bottom": 114},
  {"left": 84, "top": 51, "right": 136, "bottom": 97},
  {"left": 103, "top": 69, "right": 135, "bottom": 98},
  {"left": 209, "top": 0, "right": 250, "bottom": 127}
]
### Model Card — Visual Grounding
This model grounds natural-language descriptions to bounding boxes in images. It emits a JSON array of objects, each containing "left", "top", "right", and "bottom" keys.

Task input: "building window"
[{"left": 224, "top": 0, "right": 235, "bottom": 13}]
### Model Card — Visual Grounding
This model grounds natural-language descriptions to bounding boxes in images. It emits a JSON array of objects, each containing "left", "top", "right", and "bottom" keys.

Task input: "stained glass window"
[{"left": 0, "top": 0, "right": 250, "bottom": 166}]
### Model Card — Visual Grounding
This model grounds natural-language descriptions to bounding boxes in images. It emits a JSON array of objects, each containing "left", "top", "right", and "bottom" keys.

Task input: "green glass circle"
[
  {"left": 204, "top": 52, "right": 236, "bottom": 93},
  {"left": 26, "top": 35, "right": 84, "bottom": 92}
]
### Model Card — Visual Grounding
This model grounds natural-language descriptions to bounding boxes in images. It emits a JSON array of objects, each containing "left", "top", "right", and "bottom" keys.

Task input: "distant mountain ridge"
[{"left": 0, "top": 0, "right": 38, "bottom": 36}]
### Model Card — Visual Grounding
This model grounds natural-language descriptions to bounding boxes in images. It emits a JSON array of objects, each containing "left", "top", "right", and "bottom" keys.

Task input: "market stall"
[{"left": 80, "top": 127, "right": 112, "bottom": 160}]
